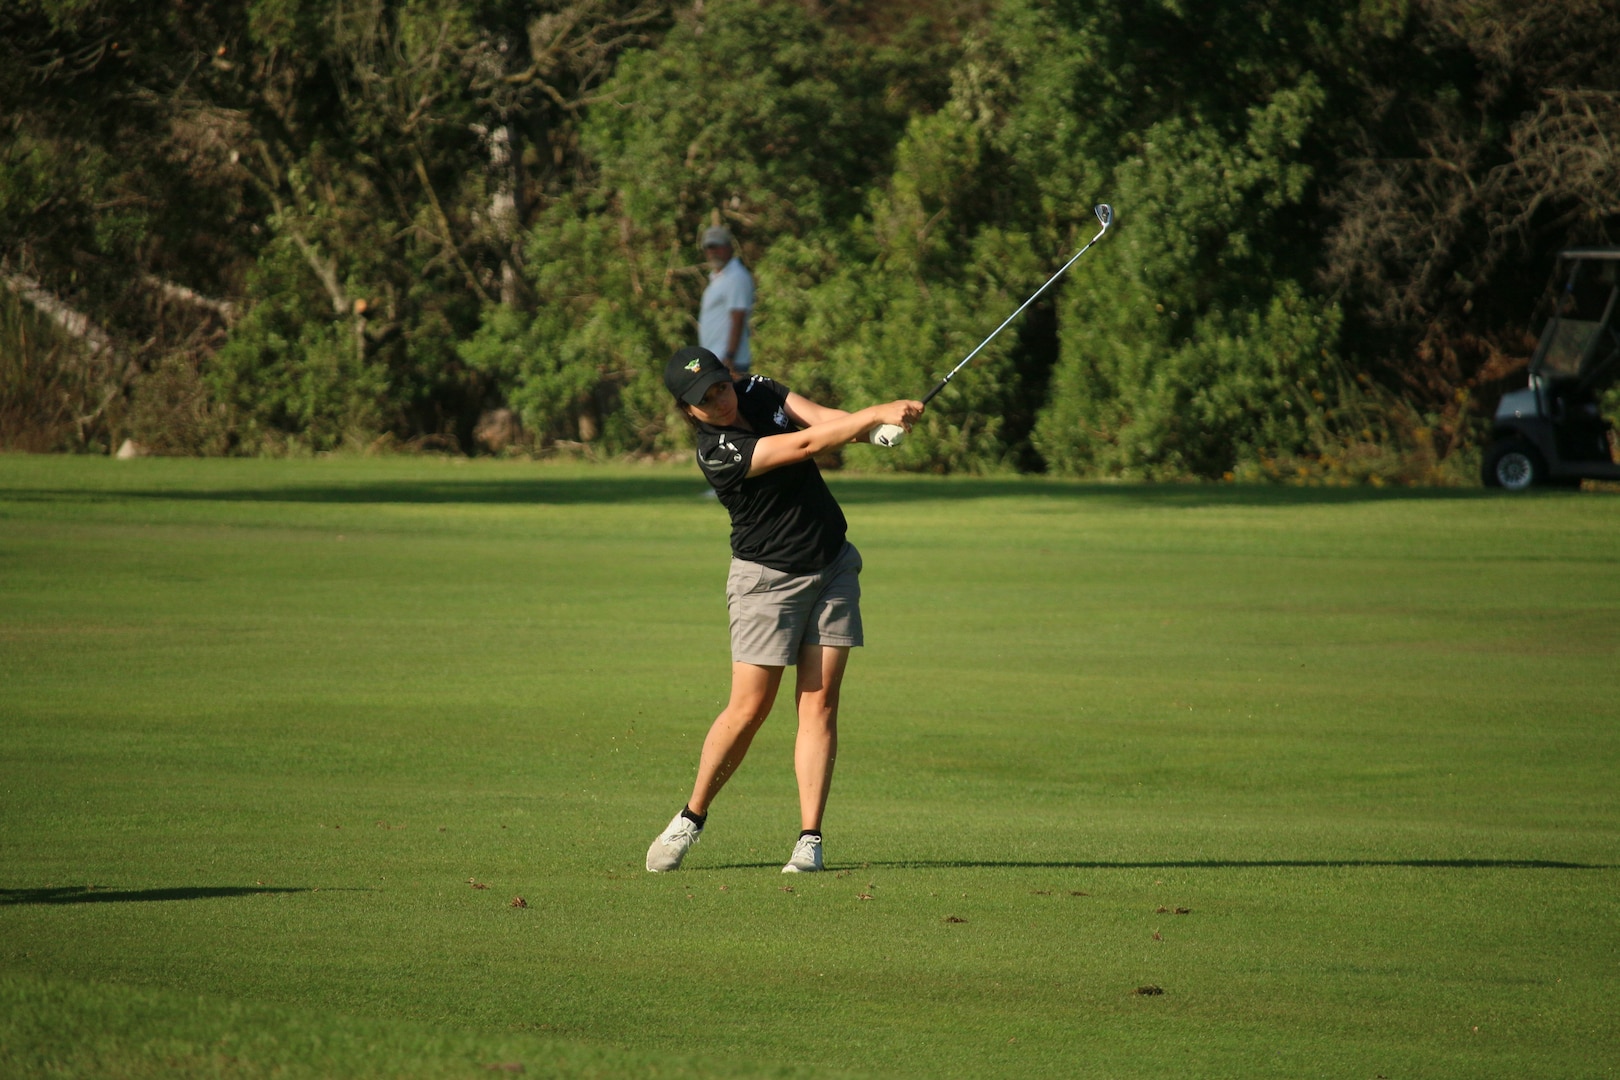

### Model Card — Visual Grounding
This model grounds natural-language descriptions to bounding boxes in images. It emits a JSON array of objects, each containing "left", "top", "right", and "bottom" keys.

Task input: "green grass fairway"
[{"left": 2, "top": 455, "right": 1617, "bottom": 1078}]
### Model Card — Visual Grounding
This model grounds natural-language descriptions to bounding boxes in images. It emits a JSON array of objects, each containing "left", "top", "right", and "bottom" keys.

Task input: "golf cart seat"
[{"left": 1484, "top": 247, "right": 1620, "bottom": 490}]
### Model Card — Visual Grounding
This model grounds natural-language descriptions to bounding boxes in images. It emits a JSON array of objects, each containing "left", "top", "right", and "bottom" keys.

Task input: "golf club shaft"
[{"left": 920, "top": 209, "right": 1112, "bottom": 406}]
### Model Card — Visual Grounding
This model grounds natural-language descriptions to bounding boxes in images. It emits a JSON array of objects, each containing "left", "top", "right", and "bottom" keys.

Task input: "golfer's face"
[
  {"left": 705, "top": 243, "right": 730, "bottom": 270},
  {"left": 690, "top": 379, "right": 737, "bottom": 426}
]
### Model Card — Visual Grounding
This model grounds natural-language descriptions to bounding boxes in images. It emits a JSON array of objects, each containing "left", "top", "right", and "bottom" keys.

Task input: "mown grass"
[{"left": 1, "top": 454, "right": 1616, "bottom": 1078}]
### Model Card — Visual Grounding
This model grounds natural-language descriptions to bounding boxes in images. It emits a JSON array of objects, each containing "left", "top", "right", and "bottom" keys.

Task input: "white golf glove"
[{"left": 868, "top": 423, "right": 906, "bottom": 447}]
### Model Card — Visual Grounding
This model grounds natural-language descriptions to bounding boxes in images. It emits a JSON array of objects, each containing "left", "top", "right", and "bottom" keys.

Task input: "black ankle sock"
[
  {"left": 799, "top": 828, "right": 821, "bottom": 839},
  {"left": 681, "top": 806, "right": 707, "bottom": 827}
]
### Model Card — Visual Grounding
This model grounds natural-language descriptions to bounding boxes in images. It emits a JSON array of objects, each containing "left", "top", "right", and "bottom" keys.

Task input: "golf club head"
[{"left": 1094, "top": 204, "right": 1113, "bottom": 229}]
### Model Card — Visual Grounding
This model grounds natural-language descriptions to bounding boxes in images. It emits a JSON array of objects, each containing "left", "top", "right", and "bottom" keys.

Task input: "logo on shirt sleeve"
[
  {"left": 772, "top": 407, "right": 788, "bottom": 429},
  {"left": 700, "top": 434, "right": 744, "bottom": 469}
]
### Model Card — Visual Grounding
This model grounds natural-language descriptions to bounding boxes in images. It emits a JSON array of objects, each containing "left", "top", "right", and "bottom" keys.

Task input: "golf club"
[{"left": 871, "top": 203, "right": 1114, "bottom": 447}]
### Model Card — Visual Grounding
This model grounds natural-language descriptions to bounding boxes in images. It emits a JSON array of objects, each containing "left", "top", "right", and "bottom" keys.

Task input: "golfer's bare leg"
[
  {"left": 687, "top": 662, "right": 784, "bottom": 815},
  {"left": 793, "top": 644, "right": 849, "bottom": 832}
]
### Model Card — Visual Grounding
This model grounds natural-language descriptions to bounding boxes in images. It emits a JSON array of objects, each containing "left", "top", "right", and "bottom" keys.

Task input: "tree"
[
  {"left": 1321, "top": 0, "right": 1620, "bottom": 454},
  {"left": 462, "top": 0, "right": 955, "bottom": 453},
  {"left": 0, "top": 0, "right": 253, "bottom": 450},
  {"left": 216, "top": 0, "right": 669, "bottom": 452}
]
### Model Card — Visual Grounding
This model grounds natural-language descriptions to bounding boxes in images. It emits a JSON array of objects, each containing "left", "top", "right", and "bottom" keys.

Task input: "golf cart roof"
[{"left": 1532, "top": 248, "right": 1620, "bottom": 383}]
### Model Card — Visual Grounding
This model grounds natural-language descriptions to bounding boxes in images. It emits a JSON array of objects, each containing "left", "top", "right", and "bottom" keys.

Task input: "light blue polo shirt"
[{"left": 700, "top": 256, "right": 755, "bottom": 371}]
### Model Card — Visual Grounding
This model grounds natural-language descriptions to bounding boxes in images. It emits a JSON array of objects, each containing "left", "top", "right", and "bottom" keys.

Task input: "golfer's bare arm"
[
  {"left": 782, "top": 392, "right": 847, "bottom": 428},
  {"left": 747, "top": 395, "right": 923, "bottom": 477}
]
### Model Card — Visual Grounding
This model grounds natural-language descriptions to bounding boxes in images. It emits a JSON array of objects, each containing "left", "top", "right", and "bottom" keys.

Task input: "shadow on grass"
[
  {"left": 0, "top": 885, "right": 319, "bottom": 905},
  {"left": 2, "top": 474, "right": 1508, "bottom": 510},
  {"left": 706, "top": 858, "right": 1611, "bottom": 872}
]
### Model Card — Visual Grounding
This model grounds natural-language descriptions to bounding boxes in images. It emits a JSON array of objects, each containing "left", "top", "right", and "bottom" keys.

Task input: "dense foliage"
[{"left": 3, "top": 0, "right": 1618, "bottom": 480}]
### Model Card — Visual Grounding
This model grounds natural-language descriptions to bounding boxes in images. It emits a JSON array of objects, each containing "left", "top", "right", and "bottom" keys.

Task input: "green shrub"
[
  {"left": 209, "top": 241, "right": 387, "bottom": 453},
  {"left": 1033, "top": 73, "right": 1337, "bottom": 479}
]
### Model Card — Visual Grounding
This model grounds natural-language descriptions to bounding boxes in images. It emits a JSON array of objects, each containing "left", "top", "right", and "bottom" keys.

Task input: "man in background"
[{"left": 700, "top": 225, "right": 754, "bottom": 375}]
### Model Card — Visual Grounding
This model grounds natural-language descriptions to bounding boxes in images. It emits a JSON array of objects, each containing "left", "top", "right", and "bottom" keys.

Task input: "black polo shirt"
[{"left": 694, "top": 376, "right": 848, "bottom": 574}]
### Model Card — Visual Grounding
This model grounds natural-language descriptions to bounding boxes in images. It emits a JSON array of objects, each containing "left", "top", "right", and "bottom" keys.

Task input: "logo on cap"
[{"left": 685, "top": 358, "right": 702, "bottom": 372}]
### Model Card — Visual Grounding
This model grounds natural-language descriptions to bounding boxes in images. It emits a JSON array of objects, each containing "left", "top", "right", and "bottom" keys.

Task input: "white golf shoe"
[
  {"left": 781, "top": 833, "right": 823, "bottom": 873},
  {"left": 645, "top": 813, "right": 702, "bottom": 872}
]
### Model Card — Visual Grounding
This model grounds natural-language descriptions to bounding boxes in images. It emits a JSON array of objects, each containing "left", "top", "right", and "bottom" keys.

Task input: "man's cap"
[
  {"left": 701, "top": 225, "right": 733, "bottom": 248},
  {"left": 664, "top": 346, "right": 732, "bottom": 405}
]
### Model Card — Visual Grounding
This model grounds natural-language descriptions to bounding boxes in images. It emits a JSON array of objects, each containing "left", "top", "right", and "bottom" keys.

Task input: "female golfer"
[{"left": 646, "top": 346, "right": 923, "bottom": 873}]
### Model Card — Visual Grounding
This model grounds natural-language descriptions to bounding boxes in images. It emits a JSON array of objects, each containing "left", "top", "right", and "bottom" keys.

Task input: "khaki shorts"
[{"left": 726, "top": 542, "right": 863, "bottom": 666}]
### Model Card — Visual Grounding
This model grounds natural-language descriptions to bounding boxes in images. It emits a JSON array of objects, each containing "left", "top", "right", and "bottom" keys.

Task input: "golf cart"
[{"left": 1483, "top": 247, "right": 1620, "bottom": 490}]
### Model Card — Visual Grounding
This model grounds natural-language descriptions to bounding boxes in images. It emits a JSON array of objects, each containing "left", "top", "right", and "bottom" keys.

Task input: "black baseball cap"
[{"left": 664, "top": 346, "right": 732, "bottom": 405}]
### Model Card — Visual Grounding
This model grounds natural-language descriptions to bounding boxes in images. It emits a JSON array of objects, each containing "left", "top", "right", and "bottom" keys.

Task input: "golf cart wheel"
[{"left": 1482, "top": 439, "right": 1545, "bottom": 492}]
